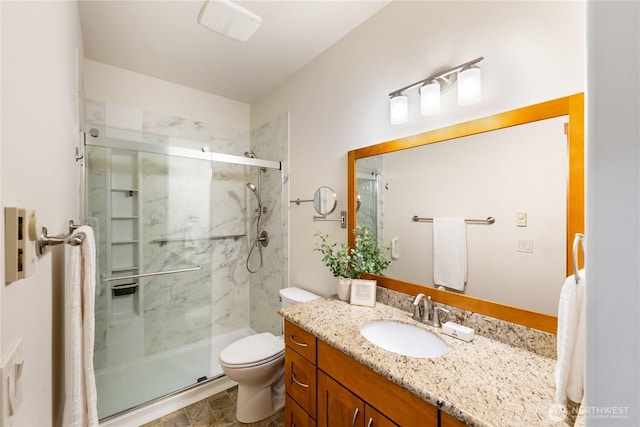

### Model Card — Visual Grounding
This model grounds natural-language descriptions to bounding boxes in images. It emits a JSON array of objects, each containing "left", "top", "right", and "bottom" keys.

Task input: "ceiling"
[{"left": 78, "top": 0, "right": 391, "bottom": 104}]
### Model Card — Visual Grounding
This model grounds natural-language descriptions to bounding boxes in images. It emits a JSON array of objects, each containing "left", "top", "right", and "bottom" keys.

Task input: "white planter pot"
[{"left": 337, "top": 278, "right": 351, "bottom": 302}]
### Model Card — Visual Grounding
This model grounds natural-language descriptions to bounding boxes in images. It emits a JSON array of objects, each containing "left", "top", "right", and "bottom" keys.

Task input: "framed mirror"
[
  {"left": 348, "top": 94, "right": 584, "bottom": 332},
  {"left": 313, "top": 186, "right": 338, "bottom": 216}
]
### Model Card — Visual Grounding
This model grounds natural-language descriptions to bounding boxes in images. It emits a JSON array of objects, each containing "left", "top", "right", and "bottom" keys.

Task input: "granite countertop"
[{"left": 280, "top": 297, "right": 568, "bottom": 427}]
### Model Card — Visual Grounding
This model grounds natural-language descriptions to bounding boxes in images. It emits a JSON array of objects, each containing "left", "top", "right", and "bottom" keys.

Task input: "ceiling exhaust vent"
[{"left": 198, "top": 0, "right": 262, "bottom": 42}]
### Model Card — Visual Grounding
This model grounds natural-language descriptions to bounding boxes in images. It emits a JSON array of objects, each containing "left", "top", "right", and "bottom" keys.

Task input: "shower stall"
[{"left": 83, "top": 113, "right": 288, "bottom": 420}]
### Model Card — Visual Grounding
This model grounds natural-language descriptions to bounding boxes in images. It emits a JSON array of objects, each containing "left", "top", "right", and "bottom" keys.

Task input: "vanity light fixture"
[
  {"left": 388, "top": 57, "right": 484, "bottom": 124},
  {"left": 420, "top": 80, "right": 441, "bottom": 116},
  {"left": 458, "top": 64, "right": 482, "bottom": 105},
  {"left": 389, "top": 94, "right": 409, "bottom": 124}
]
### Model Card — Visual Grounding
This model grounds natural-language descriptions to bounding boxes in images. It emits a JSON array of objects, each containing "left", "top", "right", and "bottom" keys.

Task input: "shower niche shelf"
[{"left": 105, "top": 147, "right": 143, "bottom": 335}]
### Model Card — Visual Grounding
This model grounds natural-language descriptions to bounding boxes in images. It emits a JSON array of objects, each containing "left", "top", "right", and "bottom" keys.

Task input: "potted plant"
[
  {"left": 314, "top": 225, "right": 392, "bottom": 301},
  {"left": 351, "top": 225, "right": 392, "bottom": 277}
]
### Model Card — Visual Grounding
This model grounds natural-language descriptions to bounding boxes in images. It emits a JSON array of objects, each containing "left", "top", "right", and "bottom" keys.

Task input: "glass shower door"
[{"left": 86, "top": 140, "right": 214, "bottom": 419}]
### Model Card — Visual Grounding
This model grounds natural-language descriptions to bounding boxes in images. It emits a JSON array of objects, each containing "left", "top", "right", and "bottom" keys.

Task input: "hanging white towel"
[
  {"left": 63, "top": 226, "right": 99, "bottom": 427},
  {"left": 555, "top": 269, "right": 585, "bottom": 404},
  {"left": 433, "top": 218, "right": 467, "bottom": 291}
]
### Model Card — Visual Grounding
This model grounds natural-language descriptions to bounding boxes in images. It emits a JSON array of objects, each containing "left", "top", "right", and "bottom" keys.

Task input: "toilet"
[{"left": 219, "top": 286, "right": 320, "bottom": 423}]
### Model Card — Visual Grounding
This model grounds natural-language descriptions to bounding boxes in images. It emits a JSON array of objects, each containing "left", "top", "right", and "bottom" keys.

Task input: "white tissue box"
[{"left": 442, "top": 322, "right": 474, "bottom": 342}]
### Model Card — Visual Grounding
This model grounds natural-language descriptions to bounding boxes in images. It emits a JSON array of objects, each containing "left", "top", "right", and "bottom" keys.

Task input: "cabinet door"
[
  {"left": 318, "top": 371, "right": 365, "bottom": 427},
  {"left": 364, "top": 405, "right": 398, "bottom": 427}
]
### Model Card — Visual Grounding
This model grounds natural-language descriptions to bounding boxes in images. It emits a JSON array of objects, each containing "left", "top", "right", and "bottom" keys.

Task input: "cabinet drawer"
[
  {"left": 285, "top": 320, "right": 317, "bottom": 363},
  {"left": 285, "top": 347, "right": 317, "bottom": 418},
  {"left": 285, "top": 393, "right": 317, "bottom": 427}
]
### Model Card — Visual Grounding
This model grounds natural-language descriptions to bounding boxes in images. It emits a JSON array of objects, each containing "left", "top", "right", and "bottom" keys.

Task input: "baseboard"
[{"left": 99, "top": 376, "right": 237, "bottom": 427}]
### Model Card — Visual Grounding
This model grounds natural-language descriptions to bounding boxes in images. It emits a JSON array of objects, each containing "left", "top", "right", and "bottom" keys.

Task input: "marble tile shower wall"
[
  {"left": 86, "top": 100, "right": 262, "bottom": 365},
  {"left": 248, "top": 113, "right": 289, "bottom": 336}
]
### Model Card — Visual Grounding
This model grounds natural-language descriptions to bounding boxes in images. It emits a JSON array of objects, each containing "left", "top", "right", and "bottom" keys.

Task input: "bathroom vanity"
[{"left": 281, "top": 298, "right": 565, "bottom": 427}]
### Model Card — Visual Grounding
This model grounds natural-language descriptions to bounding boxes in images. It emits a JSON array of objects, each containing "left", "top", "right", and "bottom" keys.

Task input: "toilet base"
[{"left": 235, "top": 367, "right": 285, "bottom": 423}]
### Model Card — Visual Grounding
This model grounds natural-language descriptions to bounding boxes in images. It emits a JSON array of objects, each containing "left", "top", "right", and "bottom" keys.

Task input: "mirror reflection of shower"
[{"left": 245, "top": 150, "right": 269, "bottom": 273}]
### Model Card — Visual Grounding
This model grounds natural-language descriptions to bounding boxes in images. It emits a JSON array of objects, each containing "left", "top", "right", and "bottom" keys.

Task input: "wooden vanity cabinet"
[
  {"left": 284, "top": 320, "right": 464, "bottom": 427},
  {"left": 284, "top": 321, "right": 317, "bottom": 426},
  {"left": 317, "top": 340, "right": 439, "bottom": 426}
]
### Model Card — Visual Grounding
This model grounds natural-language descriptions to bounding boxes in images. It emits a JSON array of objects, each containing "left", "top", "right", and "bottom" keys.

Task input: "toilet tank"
[{"left": 279, "top": 287, "right": 321, "bottom": 308}]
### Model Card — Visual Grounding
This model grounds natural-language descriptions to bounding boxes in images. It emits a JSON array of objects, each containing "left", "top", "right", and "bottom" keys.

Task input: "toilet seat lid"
[{"left": 219, "top": 333, "right": 284, "bottom": 366}]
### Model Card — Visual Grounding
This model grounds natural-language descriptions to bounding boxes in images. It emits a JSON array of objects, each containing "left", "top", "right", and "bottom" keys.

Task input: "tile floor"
[{"left": 141, "top": 387, "right": 284, "bottom": 427}]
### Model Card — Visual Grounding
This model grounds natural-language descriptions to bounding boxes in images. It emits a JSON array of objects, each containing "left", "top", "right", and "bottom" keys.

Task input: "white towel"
[
  {"left": 555, "top": 269, "right": 585, "bottom": 404},
  {"left": 433, "top": 218, "right": 467, "bottom": 291},
  {"left": 63, "top": 226, "right": 99, "bottom": 427}
]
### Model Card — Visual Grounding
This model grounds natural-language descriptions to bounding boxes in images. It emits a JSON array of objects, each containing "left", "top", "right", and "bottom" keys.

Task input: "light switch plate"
[{"left": 516, "top": 211, "right": 527, "bottom": 227}]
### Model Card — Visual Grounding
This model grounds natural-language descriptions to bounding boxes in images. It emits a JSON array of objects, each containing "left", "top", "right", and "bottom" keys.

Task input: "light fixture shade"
[
  {"left": 458, "top": 65, "right": 482, "bottom": 105},
  {"left": 420, "top": 81, "right": 440, "bottom": 116},
  {"left": 390, "top": 94, "right": 408, "bottom": 124}
]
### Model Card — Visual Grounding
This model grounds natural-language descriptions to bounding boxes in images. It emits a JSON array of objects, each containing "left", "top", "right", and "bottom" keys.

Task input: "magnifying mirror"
[{"left": 313, "top": 186, "right": 337, "bottom": 215}]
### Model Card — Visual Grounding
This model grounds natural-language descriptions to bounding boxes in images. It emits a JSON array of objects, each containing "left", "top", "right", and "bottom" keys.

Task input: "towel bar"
[
  {"left": 37, "top": 220, "right": 86, "bottom": 256},
  {"left": 412, "top": 216, "right": 495, "bottom": 225}
]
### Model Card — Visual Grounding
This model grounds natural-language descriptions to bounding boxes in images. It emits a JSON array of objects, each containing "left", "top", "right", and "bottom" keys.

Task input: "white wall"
[
  {"left": 251, "top": 1, "right": 585, "bottom": 297},
  {"left": 586, "top": 2, "right": 640, "bottom": 424},
  {"left": 1, "top": 1, "right": 84, "bottom": 425},
  {"left": 84, "top": 59, "right": 249, "bottom": 131}
]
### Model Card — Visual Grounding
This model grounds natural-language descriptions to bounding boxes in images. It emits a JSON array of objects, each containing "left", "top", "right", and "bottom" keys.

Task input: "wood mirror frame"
[{"left": 347, "top": 93, "right": 584, "bottom": 333}]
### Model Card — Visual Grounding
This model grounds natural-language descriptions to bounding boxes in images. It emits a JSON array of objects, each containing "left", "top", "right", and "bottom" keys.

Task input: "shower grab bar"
[
  {"left": 412, "top": 216, "right": 495, "bottom": 225},
  {"left": 102, "top": 266, "right": 202, "bottom": 282},
  {"left": 151, "top": 234, "right": 246, "bottom": 246}
]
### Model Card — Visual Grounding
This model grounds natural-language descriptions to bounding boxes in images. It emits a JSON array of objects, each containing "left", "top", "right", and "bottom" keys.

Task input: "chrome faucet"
[
  {"left": 410, "top": 294, "right": 449, "bottom": 327},
  {"left": 411, "top": 293, "right": 427, "bottom": 321}
]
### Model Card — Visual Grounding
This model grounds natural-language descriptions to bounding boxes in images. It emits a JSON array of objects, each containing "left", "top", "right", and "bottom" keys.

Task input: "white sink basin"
[{"left": 360, "top": 320, "right": 448, "bottom": 358}]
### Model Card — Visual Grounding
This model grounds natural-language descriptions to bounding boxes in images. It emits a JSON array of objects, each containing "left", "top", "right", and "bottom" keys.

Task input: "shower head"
[
  {"left": 247, "top": 182, "right": 263, "bottom": 212},
  {"left": 244, "top": 149, "right": 267, "bottom": 172}
]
